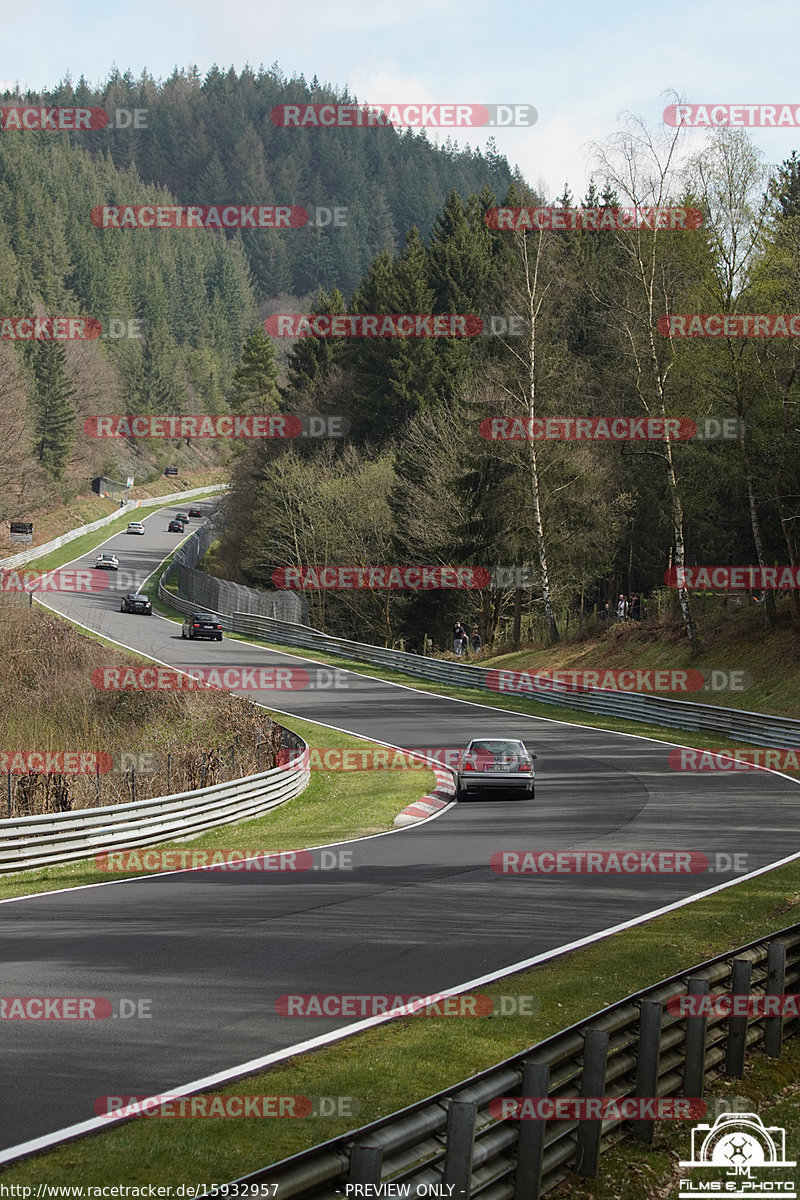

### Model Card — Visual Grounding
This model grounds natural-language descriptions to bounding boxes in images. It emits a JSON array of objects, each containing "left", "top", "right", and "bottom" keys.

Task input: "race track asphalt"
[{"left": 2, "top": 503, "right": 798, "bottom": 1157}]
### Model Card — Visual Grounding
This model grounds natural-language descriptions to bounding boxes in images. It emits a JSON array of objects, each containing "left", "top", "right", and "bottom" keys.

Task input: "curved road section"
[{"left": 1, "top": 503, "right": 798, "bottom": 1158}]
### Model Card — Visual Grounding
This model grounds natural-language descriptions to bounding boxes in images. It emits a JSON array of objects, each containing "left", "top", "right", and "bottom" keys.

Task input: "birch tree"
[{"left": 590, "top": 112, "right": 703, "bottom": 650}]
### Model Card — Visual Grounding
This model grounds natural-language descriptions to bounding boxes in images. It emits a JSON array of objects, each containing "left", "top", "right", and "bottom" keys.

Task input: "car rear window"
[{"left": 469, "top": 741, "right": 525, "bottom": 756}]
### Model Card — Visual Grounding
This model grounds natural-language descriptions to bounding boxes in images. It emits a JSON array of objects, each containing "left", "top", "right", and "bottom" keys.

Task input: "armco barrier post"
[
  {"left": 725, "top": 958, "right": 752, "bottom": 1078},
  {"left": 577, "top": 1028, "right": 609, "bottom": 1176},
  {"left": 683, "top": 977, "right": 710, "bottom": 1096},
  {"left": 764, "top": 942, "right": 787, "bottom": 1057},
  {"left": 442, "top": 1100, "right": 476, "bottom": 1198},
  {"left": 514, "top": 1060, "right": 549, "bottom": 1200},
  {"left": 632, "top": 1000, "right": 663, "bottom": 1143},
  {"left": 349, "top": 1145, "right": 382, "bottom": 1185}
]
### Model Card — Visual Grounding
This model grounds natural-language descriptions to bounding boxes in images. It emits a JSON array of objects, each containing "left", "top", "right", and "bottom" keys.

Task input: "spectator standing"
[
  {"left": 471, "top": 626, "right": 483, "bottom": 652},
  {"left": 629, "top": 593, "right": 641, "bottom": 620},
  {"left": 617, "top": 593, "right": 628, "bottom": 621},
  {"left": 453, "top": 620, "right": 467, "bottom": 655}
]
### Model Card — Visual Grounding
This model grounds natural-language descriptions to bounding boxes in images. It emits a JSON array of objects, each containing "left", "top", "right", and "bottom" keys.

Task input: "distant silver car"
[
  {"left": 95, "top": 552, "right": 120, "bottom": 571},
  {"left": 126, "top": 521, "right": 146, "bottom": 535},
  {"left": 455, "top": 738, "right": 536, "bottom": 801}
]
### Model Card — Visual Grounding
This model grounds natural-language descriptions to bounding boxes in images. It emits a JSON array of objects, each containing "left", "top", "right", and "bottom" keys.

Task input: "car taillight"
[
  {"left": 463, "top": 760, "right": 475, "bottom": 771},
  {"left": 518, "top": 761, "right": 532, "bottom": 773}
]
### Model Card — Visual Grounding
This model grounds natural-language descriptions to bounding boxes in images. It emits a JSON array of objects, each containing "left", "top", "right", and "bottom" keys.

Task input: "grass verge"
[{"left": 475, "top": 600, "right": 800, "bottom": 719}]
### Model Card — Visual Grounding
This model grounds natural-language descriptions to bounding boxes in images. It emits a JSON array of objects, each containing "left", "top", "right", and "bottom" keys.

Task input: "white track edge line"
[{"left": 4, "top": 843, "right": 800, "bottom": 1166}]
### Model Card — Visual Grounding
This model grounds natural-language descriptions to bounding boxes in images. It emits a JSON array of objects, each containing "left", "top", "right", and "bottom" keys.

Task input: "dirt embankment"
[{"left": 0, "top": 597, "right": 282, "bottom": 817}]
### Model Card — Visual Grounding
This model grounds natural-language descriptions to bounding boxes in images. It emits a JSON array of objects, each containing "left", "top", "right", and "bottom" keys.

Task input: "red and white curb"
[{"left": 394, "top": 761, "right": 456, "bottom": 826}]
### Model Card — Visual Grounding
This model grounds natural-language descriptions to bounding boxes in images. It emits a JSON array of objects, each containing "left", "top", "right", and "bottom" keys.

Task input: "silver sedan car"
[{"left": 455, "top": 738, "right": 537, "bottom": 801}]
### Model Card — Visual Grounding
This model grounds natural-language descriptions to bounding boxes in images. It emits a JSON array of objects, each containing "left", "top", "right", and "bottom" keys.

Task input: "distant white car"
[
  {"left": 95, "top": 552, "right": 120, "bottom": 571},
  {"left": 126, "top": 521, "right": 146, "bottom": 535}
]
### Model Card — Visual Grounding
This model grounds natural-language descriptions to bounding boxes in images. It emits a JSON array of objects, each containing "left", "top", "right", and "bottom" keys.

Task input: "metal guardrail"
[
  {"left": 155, "top": 515, "right": 800, "bottom": 752},
  {"left": 0, "top": 739, "right": 309, "bottom": 874},
  {"left": 0, "top": 484, "right": 228, "bottom": 570},
  {"left": 215, "top": 923, "right": 800, "bottom": 1198},
  {"left": 159, "top": 518, "right": 308, "bottom": 623},
  {"left": 154, "top": 603, "right": 800, "bottom": 752}
]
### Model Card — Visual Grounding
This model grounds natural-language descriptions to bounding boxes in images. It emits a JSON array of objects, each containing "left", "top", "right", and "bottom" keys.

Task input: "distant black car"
[
  {"left": 120, "top": 593, "right": 152, "bottom": 615},
  {"left": 187, "top": 507, "right": 203, "bottom": 518},
  {"left": 181, "top": 613, "right": 223, "bottom": 641},
  {"left": 175, "top": 511, "right": 190, "bottom": 524},
  {"left": 168, "top": 519, "right": 185, "bottom": 532}
]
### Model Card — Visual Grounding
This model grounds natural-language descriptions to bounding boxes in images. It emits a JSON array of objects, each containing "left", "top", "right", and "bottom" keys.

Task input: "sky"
[{"left": 2, "top": 0, "right": 799, "bottom": 199}]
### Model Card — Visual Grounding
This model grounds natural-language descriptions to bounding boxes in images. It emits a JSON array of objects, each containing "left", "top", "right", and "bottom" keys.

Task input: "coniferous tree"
[
  {"left": 231, "top": 329, "right": 281, "bottom": 414},
  {"left": 30, "top": 341, "right": 76, "bottom": 481}
]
